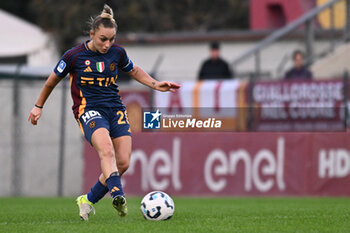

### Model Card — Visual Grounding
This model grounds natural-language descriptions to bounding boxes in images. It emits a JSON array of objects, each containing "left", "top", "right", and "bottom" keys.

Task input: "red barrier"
[{"left": 83, "top": 131, "right": 350, "bottom": 196}]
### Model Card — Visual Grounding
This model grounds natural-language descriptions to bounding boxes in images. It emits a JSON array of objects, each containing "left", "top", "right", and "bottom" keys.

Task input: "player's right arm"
[{"left": 28, "top": 72, "right": 62, "bottom": 125}]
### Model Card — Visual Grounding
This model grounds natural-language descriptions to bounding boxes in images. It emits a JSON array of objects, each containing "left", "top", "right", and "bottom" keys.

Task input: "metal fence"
[{"left": 0, "top": 72, "right": 82, "bottom": 197}]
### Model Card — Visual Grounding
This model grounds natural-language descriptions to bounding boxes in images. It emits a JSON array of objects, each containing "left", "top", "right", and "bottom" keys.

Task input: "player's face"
[{"left": 90, "top": 26, "right": 116, "bottom": 54}]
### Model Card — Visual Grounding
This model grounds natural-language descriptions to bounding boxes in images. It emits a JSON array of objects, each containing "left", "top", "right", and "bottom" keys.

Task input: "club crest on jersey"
[
  {"left": 110, "top": 62, "right": 116, "bottom": 71},
  {"left": 96, "top": 62, "right": 105, "bottom": 73}
]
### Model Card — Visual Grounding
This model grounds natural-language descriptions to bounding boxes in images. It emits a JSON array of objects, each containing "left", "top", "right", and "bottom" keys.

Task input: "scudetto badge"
[{"left": 96, "top": 62, "right": 105, "bottom": 72}]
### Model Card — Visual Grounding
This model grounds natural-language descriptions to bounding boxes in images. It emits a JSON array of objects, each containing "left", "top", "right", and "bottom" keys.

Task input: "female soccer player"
[{"left": 28, "top": 4, "right": 180, "bottom": 221}]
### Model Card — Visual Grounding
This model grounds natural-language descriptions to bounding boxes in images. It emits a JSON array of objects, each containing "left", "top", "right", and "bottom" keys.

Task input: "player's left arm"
[{"left": 128, "top": 65, "right": 180, "bottom": 92}]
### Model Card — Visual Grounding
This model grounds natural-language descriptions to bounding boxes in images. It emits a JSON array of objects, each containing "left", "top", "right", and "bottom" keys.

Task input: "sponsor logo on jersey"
[
  {"left": 57, "top": 60, "right": 66, "bottom": 73},
  {"left": 96, "top": 62, "right": 105, "bottom": 73},
  {"left": 143, "top": 109, "right": 162, "bottom": 129},
  {"left": 110, "top": 62, "right": 116, "bottom": 71},
  {"left": 84, "top": 66, "right": 92, "bottom": 72},
  {"left": 85, "top": 60, "right": 91, "bottom": 66},
  {"left": 80, "top": 75, "right": 117, "bottom": 86}
]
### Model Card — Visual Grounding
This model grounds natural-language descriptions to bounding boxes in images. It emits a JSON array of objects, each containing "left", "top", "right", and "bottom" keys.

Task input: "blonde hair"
[{"left": 90, "top": 4, "right": 117, "bottom": 31}]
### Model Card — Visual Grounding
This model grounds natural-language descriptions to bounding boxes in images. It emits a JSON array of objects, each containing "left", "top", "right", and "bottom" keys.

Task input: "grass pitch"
[{"left": 0, "top": 197, "right": 349, "bottom": 233}]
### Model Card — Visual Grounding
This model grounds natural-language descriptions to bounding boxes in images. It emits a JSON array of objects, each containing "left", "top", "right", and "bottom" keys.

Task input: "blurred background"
[{"left": 1, "top": 0, "right": 350, "bottom": 197}]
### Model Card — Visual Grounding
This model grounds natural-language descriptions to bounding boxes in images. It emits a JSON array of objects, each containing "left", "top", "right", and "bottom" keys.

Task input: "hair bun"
[
  {"left": 101, "top": 4, "right": 114, "bottom": 20},
  {"left": 90, "top": 4, "right": 117, "bottom": 31},
  {"left": 101, "top": 12, "right": 113, "bottom": 20}
]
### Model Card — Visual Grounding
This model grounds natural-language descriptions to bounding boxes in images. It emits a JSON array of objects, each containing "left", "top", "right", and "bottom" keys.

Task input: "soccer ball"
[{"left": 140, "top": 191, "right": 175, "bottom": 221}]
